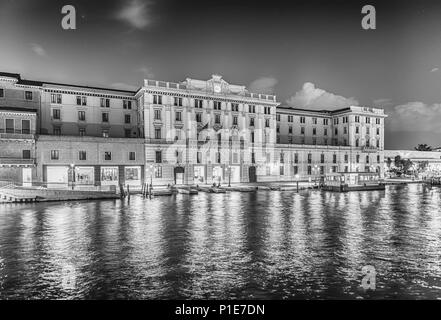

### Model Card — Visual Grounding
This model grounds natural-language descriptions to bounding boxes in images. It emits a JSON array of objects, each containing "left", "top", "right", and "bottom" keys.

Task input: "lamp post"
[{"left": 70, "top": 163, "right": 75, "bottom": 190}]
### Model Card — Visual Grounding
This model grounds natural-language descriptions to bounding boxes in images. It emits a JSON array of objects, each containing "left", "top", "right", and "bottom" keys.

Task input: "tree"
[
  {"left": 415, "top": 144, "right": 432, "bottom": 151},
  {"left": 386, "top": 157, "right": 392, "bottom": 168},
  {"left": 394, "top": 155, "right": 402, "bottom": 169}
]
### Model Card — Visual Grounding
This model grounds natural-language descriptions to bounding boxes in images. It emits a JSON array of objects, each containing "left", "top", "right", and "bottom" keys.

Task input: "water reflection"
[{"left": 1, "top": 185, "right": 441, "bottom": 299}]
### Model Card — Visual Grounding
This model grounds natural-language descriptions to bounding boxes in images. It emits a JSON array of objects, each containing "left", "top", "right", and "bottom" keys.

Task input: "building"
[
  {"left": 1, "top": 71, "right": 387, "bottom": 187},
  {"left": 384, "top": 150, "right": 441, "bottom": 175}
]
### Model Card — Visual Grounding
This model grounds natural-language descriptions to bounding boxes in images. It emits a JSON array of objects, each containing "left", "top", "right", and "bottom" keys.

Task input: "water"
[{"left": 1, "top": 184, "right": 441, "bottom": 299}]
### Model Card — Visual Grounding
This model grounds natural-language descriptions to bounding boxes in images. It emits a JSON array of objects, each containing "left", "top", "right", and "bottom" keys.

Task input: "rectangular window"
[
  {"left": 214, "top": 101, "right": 222, "bottom": 110},
  {"left": 76, "top": 96, "right": 81, "bottom": 105},
  {"left": 333, "top": 154, "right": 337, "bottom": 163},
  {"left": 104, "top": 152, "right": 112, "bottom": 161},
  {"left": 288, "top": 115, "right": 293, "bottom": 122},
  {"left": 155, "top": 151, "right": 162, "bottom": 163},
  {"left": 215, "top": 114, "right": 221, "bottom": 124},
  {"left": 231, "top": 103, "right": 239, "bottom": 112},
  {"left": 301, "top": 127, "right": 305, "bottom": 135},
  {"left": 276, "top": 114, "right": 281, "bottom": 121},
  {"left": 81, "top": 96, "right": 87, "bottom": 106},
  {"left": 233, "top": 116, "right": 238, "bottom": 126},
  {"left": 288, "top": 126, "right": 293, "bottom": 134},
  {"left": 313, "top": 128, "right": 316, "bottom": 135},
  {"left": 293, "top": 166, "right": 298, "bottom": 175},
  {"left": 321, "top": 154, "right": 325, "bottom": 163},
  {"left": 50, "top": 150, "right": 59, "bottom": 160},
  {"left": 102, "top": 113, "right": 109, "bottom": 122},
  {"left": 307, "top": 153, "right": 312, "bottom": 164},
  {"left": 249, "top": 105, "right": 255, "bottom": 113},
  {"left": 300, "top": 116, "right": 305, "bottom": 124},
  {"left": 0, "top": 88, "right": 4, "bottom": 97},
  {"left": 125, "top": 129, "right": 131, "bottom": 138},
  {"left": 153, "top": 94, "right": 162, "bottom": 104},
  {"left": 196, "top": 113, "right": 202, "bottom": 123},
  {"left": 307, "top": 166, "right": 312, "bottom": 175},
  {"left": 53, "top": 109, "right": 61, "bottom": 120},
  {"left": 125, "top": 114, "right": 131, "bottom": 124},
  {"left": 101, "top": 98, "right": 110, "bottom": 108},
  {"left": 25, "top": 91, "right": 33, "bottom": 100},
  {"left": 123, "top": 100, "right": 132, "bottom": 109},
  {"left": 79, "top": 151, "right": 87, "bottom": 161},
  {"left": 78, "top": 111, "right": 86, "bottom": 121},
  {"left": 51, "top": 93, "right": 62, "bottom": 104},
  {"left": 194, "top": 99, "right": 203, "bottom": 108},
  {"left": 155, "top": 128, "right": 161, "bottom": 139},
  {"left": 102, "top": 130, "right": 109, "bottom": 138},
  {"left": 356, "top": 155, "right": 360, "bottom": 163},
  {"left": 312, "top": 118, "right": 317, "bottom": 124},
  {"left": 154, "top": 109, "right": 161, "bottom": 120},
  {"left": 129, "top": 152, "right": 136, "bottom": 161},
  {"left": 366, "top": 117, "right": 370, "bottom": 124},
  {"left": 175, "top": 111, "right": 182, "bottom": 122},
  {"left": 174, "top": 97, "right": 183, "bottom": 106},
  {"left": 265, "top": 119, "right": 270, "bottom": 128},
  {"left": 79, "top": 128, "right": 86, "bottom": 136},
  {"left": 251, "top": 152, "right": 255, "bottom": 164},
  {"left": 324, "top": 128, "right": 328, "bottom": 136},
  {"left": 355, "top": 116, "right": 360, "bottom": 123},
  {"left": 22, "top": 150, "right": 31, "bottom": 159},
  {"left": 21, "top": 120, "right": 30, "bottom": 134},
  {"left": 294, "top": 153, "right": 298, "bottom": 163},
  {"left": 53, "top": 126, "right": 61, "bottom": 135},
  {"left": 323, "top": 118, "right": 329, "bottom": 125},
  {"left": 249, "top": 117, "right": 255, "bottom": 126}
]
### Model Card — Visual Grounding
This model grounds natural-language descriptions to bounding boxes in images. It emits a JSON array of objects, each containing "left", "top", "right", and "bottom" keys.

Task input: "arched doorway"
[
  {"left": 174, "top": 166, "right": 185, "bottom": 185},
  {"left": 249, "top": 166, "right": 257, "bottom": 183}
]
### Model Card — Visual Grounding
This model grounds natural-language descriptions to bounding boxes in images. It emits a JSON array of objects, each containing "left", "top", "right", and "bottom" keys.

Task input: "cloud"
[
  {"left": 373, "top": 98, "right": 394, "bottom": 108},
  {"left": 116, "top": 0, "right": 152, "bottom": 30},
  {"left": 137, "top": 66, "right": 155, "bottom": 78},
  {"left": 110, "top": 82, "right": 139, "bottom": 91},
  {"left": 430, "top": 67, "right": 439, "bottom": 73},
  {"left": 388, "top": 101, "right": 441, "bottom": 133},
  {"left": 248, "top": 76, "right": 278, "bottom": 94},
  {"left": 286, "top": 82, "right": 358, "bottom": 110},
  {"left": 30, "top": 43, "right": 47, "bottom": 57}
]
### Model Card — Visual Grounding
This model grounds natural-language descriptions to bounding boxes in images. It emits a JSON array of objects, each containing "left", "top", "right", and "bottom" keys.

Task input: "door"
[
  {"left": 174, "top": 167, "right": 185, "bottom": 185},
  {"left": 22, "top": 168, "right": 32, "bottom": 187},
  {"left": 249, "top": 166, "right": 257, "bottom": 183}
]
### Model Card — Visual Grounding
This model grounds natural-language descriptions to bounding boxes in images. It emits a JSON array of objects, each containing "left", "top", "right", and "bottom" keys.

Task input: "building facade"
[{"left": 1, "top": 71, "right": 387, "bottom": 187}]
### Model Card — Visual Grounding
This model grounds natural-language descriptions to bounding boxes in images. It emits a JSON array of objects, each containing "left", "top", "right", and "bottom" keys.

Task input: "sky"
[{"left": 1, "top": 0, "right": 441, "bottom": 150}]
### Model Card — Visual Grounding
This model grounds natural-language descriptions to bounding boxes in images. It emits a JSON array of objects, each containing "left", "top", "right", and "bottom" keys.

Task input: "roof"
[
  {"left": 276, "top": 106, "right": 351, "bottom": 114},
  {"left": 0, "top": 71, "right": 138, "bottom": 94}
]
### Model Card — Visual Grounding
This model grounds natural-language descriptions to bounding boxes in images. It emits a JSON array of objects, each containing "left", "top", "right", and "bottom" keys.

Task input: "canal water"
[{"left": 1, "top": 184, "right": 441, "bottom": 299}]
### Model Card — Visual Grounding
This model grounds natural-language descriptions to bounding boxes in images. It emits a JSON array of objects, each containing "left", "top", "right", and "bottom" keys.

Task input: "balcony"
[
  {"left": 0, "top": 129, "right": 35, "bottom": 140},
  {"left": 362, "top": 146, "right": 378, "bottom": 153}
]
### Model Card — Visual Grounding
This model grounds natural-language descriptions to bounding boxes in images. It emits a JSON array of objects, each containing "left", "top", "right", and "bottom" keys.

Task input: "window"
[
  {"left": 366, "top": 155, "right": 370, "bottom": 163},
  {"left": 323, "top": 118, "right": 329, "bottom": 125},
  {"left": 22, "top": 120, "right": 30, "bottom": 134},
  {"left": 307, "top": 153, "right": 312, "bottom": 164},
  {"left": 355, "top": 116, "right": 360, "bottom": 123},
  {"left": 266, "top": 166, "right": 271, "bottom": 175},
  {"left": 82, "top": 96, "right": 87, "bottom": 106},
  {"left": 333, "top": 154, "right": 337, "bottom": 163},
  {"left": 377, "top": 155, "right": 380, "bottom": 163},
  {"left": 276, "top": 125, "right": 280, "bottom": 133},
  {"left": 101, "top": 98, "right": 110, "bottom": 108},
  {"left": 153, "top": 95, "right": 162, "bottom": 104},
  {"left": 123, "top": 100, "right": 132, "bottom": 109},
  {"left": 155, "top": 151, "right": 162, "bottom": 163},
  {"left": 276, "top": 114, "right": 281, "bottom": 121},
  {"left": 231, "top": 103, "right": 239, "bottom": 112},
  {"left": 174, "top": 97, "right": 183, "bottom": 106},
  {"left": 233, "top": 116, "right": 238, "bottom": 126},
  {"left": 376, "top": 128, "right": 380, "bottom": 135},
  {"left": 249, "top": 117, "right": 255, "bottom": 126},
  {"left": 102, "top": 113, "right": 109, "bottom": 122},
  {"left": 307, "top": 166, "right": 312, "bottom": 175},
  {"left": 280, "top": 165, "right": 284, "bottom": 176},
  {"left": 251, "top": 152, "right": 255, "bottom": 164},
  {"left": 289, "top": 126, "right": 293, "bottom": 134},
  {"left": 265, "top": 119, "right": 270, "bottom": 128},
  {"left": 154, "top": 128, "right": 161, "bottom": 139},
  {"left": 313, "top": 128, "right": 317, "bottom": 135},
  {"left": 22, "top": 150, "right": 31, "bottom": 159},
  {"left": 102, "top": 130, "right": 109, "bottom": 138},
  {"left": 280, "top": 153, "right": 285, "bottom": 163},
  {"left": 249, "top": 105, "right": 255, "bottom": 113},
  {"left": 76, "top": 96, "right": 81, "bottom": 105},
  {"left": 356, "top": 138, "right": 359, "bottom": 147},
  {"left": 194, "top": 99, "right": 203, "bottom": 108},
  {"left": 301, "top": 127, "right": 305, "bottom": 135},
  {"left": 366, "top": 117, "right": 370, "bottom": 124},
  {"left": 356, "top": 155, "right": 360, "bottom": 163},
  {"left": 288, "top": 136, "right": 293, "bottom": 144},
  {"left": 366, "top": 127, "right": 370, "bottom": 135},
  {"left": 125, "top": 129, "right": 131, "bottom": 138},
  {"left": 312, "top": 118, "right": 317, "bottom": 124},
  {"left": 300, "top": 116, "right": 305, "bottom": 124},
  {"left": 50, "top": 150, "right": 59, "bottom": 160},
  {"left": 376, "top": 139, "right": 380, "bottom": 148},
  {"left": 215, "top": 114, "right": 221, "bottom": 124},
  {"left": 294, "top": 153, "right": 299, "bottom": 164},
  {"left": 344, "top": 127, "right": 347, "bottom": 134},
  {"left": 293, "top": 166, "right": 298, "bottom": 175},
  {"left": 334, "top": 118, "right": 339, "bottom": 125},
  {"left": 196, "top": 113, "right": 202, "bottom": 123},
  {"left": 345, "top": 154, "right": 349, "bottom": 163},
  {"left": 25, "top": 91, "right": 33, "bottom": 100},
  {"left": 53, "top": 109, "right": 61, "bottom": 120},
  {"left": 129, "top": 152, "right": 136, "bottom": 161},
  {"left": 155, "top": 166, "right": 162, "bottom": 178},
  {"left": 251, "top": 131, "right": 255, "bottom": 143},
  {"left": 53, "top": 126, "right": 61, "bottom": 135},
  {"left": 264, "top": 107, "right": 271, "bottom": 115},
  {"left": 324, "top": 128, "right": 328, "bottom": 136},
  {"left": 355, "top": 126, "right": 360, "bottom": 134},
  {"left": 197, "top": 152, "right": 202, "bottom": 164},
  {"left": 175, "top": 111, "right": 182, "bottom": 122},
  {"left": 214, "top": 101, "right": 222, "bottom": 110},
  {"left": 154, "top": 109, "right": 161, "bottom": 120},
  {"left": 125, "top": 114, "right": 131, "bottom": 124},
  {"left": 335, "top": 128, "right": 338, "bottom": 135},
  {"left": 51, "top": 93, "right": 62, "bottom": 104},
  {"left": 79, "top": 151, "right": 87, "bottom": 160},
  {"left": 321, "top": 154, "right": 325, "bottom": 163},
  {"left": 0, "top": 88, "right": 4, "bottom": 98},
  {"left": 104, "top": 152, "right": 112, "bottom": 161},
  {"left": 376, "top": 118, "right": 381, "bottom": 125},
  {"left": 79, "top": 128, "right": 86, "bottom": 136},
  {"left": 78, "top": 111, "right": 86, "bottom": 121},
  {"left": 288, "top": 115, "right": 293, "bottom": 122}
]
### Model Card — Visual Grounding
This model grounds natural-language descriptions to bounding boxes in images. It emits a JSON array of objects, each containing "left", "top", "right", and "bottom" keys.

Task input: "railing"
[
  {"left": 0, "top": 133, "right": 35, "bottom": 139},
  {"left": 0, "top": 158, "right": 36, "bottom": 165}
]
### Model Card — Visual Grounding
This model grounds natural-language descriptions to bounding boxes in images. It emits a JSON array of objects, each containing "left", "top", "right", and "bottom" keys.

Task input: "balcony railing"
[
  {"left": 0, "top": 132, "right": 35, "bottom": 139},
  {"left": 0, "top": 158, "right": 36, "bottom": 165}
]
